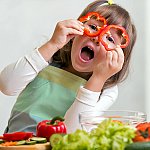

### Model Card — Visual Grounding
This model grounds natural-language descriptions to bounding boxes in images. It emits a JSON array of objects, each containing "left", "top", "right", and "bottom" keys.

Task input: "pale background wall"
[{"left": 0, "top": 0, "right": 149, "bottom": 135}]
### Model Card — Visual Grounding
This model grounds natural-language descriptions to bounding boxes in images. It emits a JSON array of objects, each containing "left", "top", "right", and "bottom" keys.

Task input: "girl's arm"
[
  {"left": 65, "top": 46, "right": 123, "bottom": 133},
  {"left": 64, "top": 85, "right": 118, "bottom": 133},
  {"left": 0, "top": 39, "right": 60, "bottom": 96},
  {"left": 0, "top": 48, "right": 49, "bottom": 95},
  {"left": 0, "top": 19, "right": 84, "bottom": 95},
  {"left": 0, "top": 38, "right": 64, "bottom": 96}
]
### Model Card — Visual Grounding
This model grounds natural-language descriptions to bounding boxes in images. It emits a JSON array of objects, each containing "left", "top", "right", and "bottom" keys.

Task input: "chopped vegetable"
[
  {"left": 79, "top": 12, "right": 130, "bottom": 51},
  {"left": 0, "top": 139, "right": 5, "bottom": 144},
  {"left": 25, "top": 141, "right": 36, "bottom": 145},
  {"left": 125, "top": 141, "right": 150, "bottom": 150},
  {"left": 52, "top": 129, "right": 92, "bottom": 150},
  {"left": 16, "top": 140, "right": 26, "bottom": 146},
  {"left": 79, "top": 12, "right": 107, "bottom": 37},
  {"left": 3, "top": 132, "right": 33, "bottom": 141},
  {"left": 99, "top": 24, "right": 129, "bottom": 51},
  {"left": 0, "top": 134, "right": 47, "bottom": 146},
  {"left": 50, "top": 134, "right": 64, "bottom": 147},
  {"left": 52, "top": 119, "right": 135, "bottom": 150},
  {"left": 30, "top": 137, "right": 47, "bottom": 143},
  {"left": 1, "top": 141, "right": 17, "bottom": 146}
]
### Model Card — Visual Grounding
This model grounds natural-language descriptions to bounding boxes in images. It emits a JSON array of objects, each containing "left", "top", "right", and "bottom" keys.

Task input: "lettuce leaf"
[{"left": 52, "top": 119, "right": 135, "bottom": 150}]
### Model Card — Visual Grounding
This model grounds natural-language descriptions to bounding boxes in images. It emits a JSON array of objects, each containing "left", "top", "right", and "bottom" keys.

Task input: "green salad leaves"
[{"left": 51, "top": 119, "right": 135, "bottom": 150}]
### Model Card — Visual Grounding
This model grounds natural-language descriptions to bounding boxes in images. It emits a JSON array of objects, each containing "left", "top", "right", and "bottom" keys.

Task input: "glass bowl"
[{"left": 79, "top": 110, "right": 147, "bottom": 132}]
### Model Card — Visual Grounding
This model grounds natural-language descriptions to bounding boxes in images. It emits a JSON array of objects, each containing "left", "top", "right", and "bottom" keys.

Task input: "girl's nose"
[{"left": 90, "top": 37, "right": 100, "bottom": 46}]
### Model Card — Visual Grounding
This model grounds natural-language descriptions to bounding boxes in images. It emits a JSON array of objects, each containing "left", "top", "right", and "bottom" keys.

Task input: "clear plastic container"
[{"left": 79, "top": 110, "right": 147, "bottom": 132}]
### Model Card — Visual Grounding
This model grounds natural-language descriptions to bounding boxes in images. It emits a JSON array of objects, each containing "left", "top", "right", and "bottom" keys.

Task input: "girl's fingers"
[
  {"left": 106, "top": 46, "right": 124, "bottom": 71},
  {"left": 109, "top": 46, "right": 124, "bottom": 72},
  {"left": 78, "top": 20, "right": 84, "bottom": 25},
  {"left": 115, "top": 46, "right": 124, "bottom": 65},
  {"left": 66, "top": 27, "right": 84, "bottom": 36},
  {"left": 62, "top": 19, "right": 84, "bottom": 32},
  {"left": 106, "top": 51, "right": 113, "bottom": 64},
  {"left": 111, "top": 50, "right": 118, "bottom": 65}
]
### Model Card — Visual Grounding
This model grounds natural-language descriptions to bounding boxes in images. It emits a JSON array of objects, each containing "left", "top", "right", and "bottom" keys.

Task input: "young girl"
[{"left": 0, "top": 0, "right": 136, "bottom": 134}]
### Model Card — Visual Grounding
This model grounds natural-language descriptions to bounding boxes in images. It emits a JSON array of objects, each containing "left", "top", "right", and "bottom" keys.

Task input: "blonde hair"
[{"left": 52, "top": 0, "right": 137, "bottom": 90}]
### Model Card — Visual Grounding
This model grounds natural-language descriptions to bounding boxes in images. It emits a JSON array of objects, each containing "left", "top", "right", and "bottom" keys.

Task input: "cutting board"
[{"left": 0, "top": 142, "right": 51, "bottom": 150}]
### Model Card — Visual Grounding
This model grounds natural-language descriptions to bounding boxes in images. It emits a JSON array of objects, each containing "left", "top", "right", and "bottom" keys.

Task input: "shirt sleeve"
[
  {"left": 0, "top": 48, "right": 49, "bottom": 96},
  {"left": 64, "top": 85, "right": 118, "bottom": 133}
]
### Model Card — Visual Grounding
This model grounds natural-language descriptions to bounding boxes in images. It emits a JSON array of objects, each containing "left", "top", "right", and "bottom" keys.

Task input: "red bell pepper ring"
[
  {"left": 99, "top": 24, "right": 129, "bottom": 51},
  {"left": 3, "top": 132, "right": 33, "bottom": 141},
  {"left": 36, "top": 116, "right": 67, "bottom": 141},
  {"left": 79, "top": 12, "right": 130, "bottom": 51},
  {"left": 79, "top": 12, "right": 107, "bottom": 37}
]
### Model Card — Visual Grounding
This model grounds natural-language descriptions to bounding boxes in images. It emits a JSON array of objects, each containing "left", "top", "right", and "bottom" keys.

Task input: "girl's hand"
[
  {"left": 49, "top": 19, "right": 84, "bottom": 50},
  {"left": 93, "top": 46, "right": 124, "bottom": 81},
  {"left": 85, "top": 46, "right": 124, "bottom": 92},
  {"left": 38, "top": 19, "right": 84, "bottom": 62}
]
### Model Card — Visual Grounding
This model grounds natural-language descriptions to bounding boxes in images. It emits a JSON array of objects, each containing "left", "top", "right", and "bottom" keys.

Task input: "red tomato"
[{"left": 133, "top": 122, "right": 150, "bottom": 142}]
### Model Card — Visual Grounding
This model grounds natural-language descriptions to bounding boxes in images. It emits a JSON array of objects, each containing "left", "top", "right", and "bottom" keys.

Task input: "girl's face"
[
  {"left": 71, "top": 18, "right": 123, "bottom": 73},
  {"left": 71, "top": 33, "right": 106, "bottom": 73},
  {"left": 71, "top": 18, "right": 111, "bottom": 73}
]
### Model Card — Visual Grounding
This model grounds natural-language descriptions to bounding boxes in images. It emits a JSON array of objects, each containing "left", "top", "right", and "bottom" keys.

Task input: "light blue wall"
[{"left": 0, "top": 0, "right": 147, "bottom": 134}]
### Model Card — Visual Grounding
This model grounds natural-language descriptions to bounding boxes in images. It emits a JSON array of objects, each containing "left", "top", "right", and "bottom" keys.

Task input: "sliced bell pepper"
[
  {"left": 79, "top": 12, "right": 107, "bottom": 37},
  {"left": 36, "top": 116, "right": 67, "bottom": 141},
  {"left": 79, "top": 12, "right": 129, "bottom": 51},
  {"left": 99, "top": 24, "right": 129, "bottom": 51},
  {"left": 3, "top": 132, "right": 33, "bottom": 141}
]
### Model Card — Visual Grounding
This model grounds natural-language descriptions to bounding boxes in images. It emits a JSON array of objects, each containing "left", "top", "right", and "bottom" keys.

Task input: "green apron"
[{"left": 5, "top": 65, "right": 86, "bottom": 134}]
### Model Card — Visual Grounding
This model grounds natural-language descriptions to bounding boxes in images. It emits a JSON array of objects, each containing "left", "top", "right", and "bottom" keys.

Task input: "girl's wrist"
[
  {"left": 38, "top": 40, "right": 59, "bottom": 62},
  {"left": 84, "top": 74, "right": 106, "bottom": 92},
  {"left": 47, "top": 39, "right": 60, "bottom": 51}
]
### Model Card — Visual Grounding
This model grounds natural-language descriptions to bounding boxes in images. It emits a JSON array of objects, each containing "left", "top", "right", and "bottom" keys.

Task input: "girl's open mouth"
[{"left": 80, "top": 46, "right": 94, "bottom": 62}]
